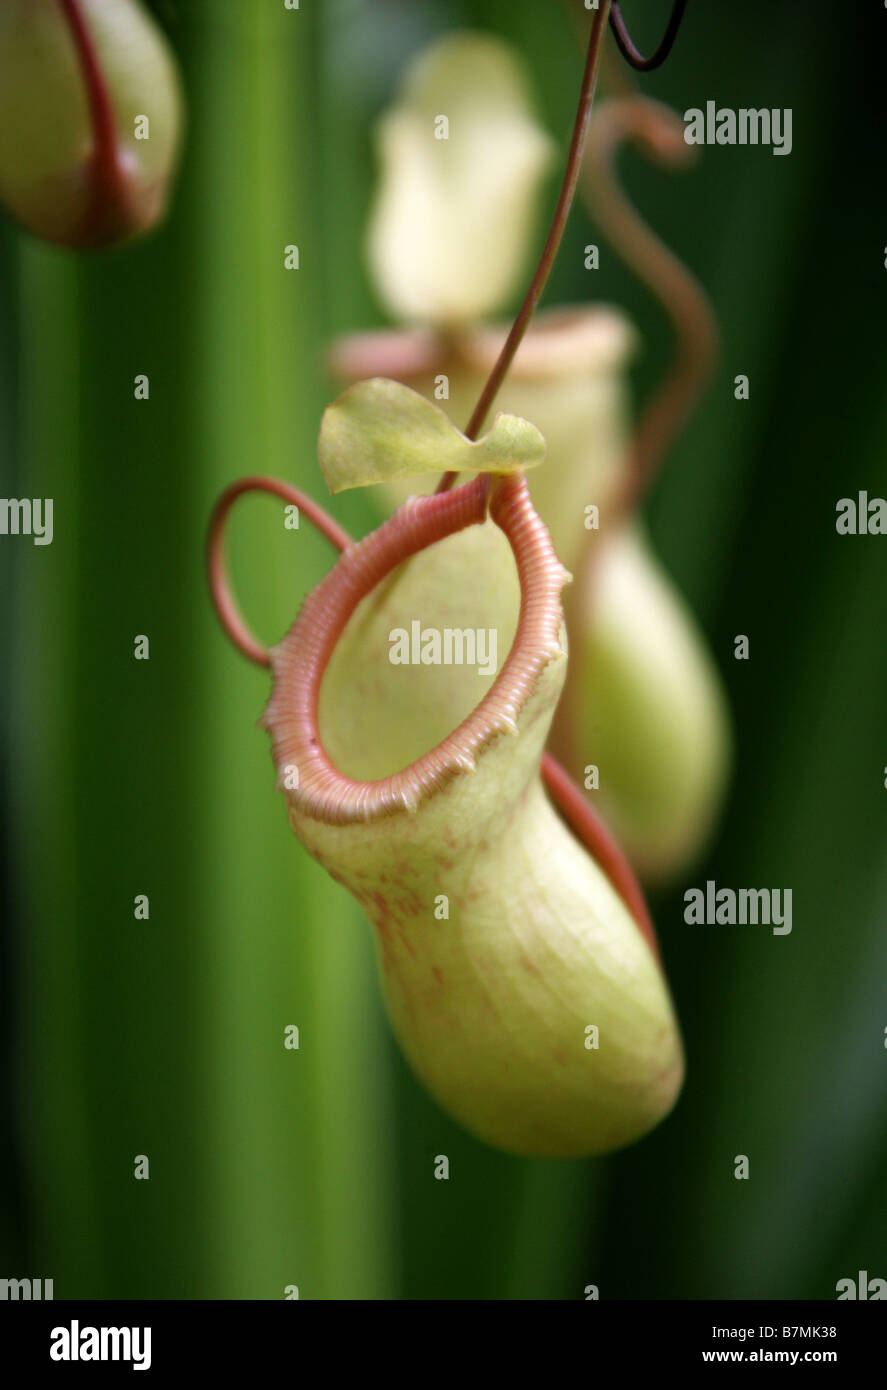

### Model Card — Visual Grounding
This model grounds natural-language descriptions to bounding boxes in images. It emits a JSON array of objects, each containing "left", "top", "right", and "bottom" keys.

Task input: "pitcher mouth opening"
[{"left": 261, "top": 473, "right": 570, "bottom": 827}]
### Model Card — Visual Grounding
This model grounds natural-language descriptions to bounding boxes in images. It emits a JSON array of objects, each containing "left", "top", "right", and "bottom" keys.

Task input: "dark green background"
[{"left": 1, "top": 0, "right": 885, "bottom": 1299}]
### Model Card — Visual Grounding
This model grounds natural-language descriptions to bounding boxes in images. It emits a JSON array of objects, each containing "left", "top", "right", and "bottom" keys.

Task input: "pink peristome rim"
[{"left": 261, "top": 474, "right": 570, "bottom": 826}]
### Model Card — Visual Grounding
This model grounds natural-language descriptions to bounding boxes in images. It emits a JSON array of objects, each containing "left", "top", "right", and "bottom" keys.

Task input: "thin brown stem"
[
  {"left": 437, "top": 0, "right": 612, "bottom": 491},
  {"left": 559, "top": 0, "right": 638, "bottom": 110}
]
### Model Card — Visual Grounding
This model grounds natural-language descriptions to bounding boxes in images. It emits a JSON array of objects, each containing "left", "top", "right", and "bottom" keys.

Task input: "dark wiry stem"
[{"left": 609, "top": 0, "right": 689, "bottom": 73}]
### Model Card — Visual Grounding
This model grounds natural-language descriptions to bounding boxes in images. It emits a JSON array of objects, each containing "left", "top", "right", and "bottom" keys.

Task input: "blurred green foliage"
[{"left": 1, "top": 0, "right": 885, "bottom": 1299}]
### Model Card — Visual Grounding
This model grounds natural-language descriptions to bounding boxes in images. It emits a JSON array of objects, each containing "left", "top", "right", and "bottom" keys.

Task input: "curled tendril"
[
  {"left": 582, "top": 94, "right": 718, "bottom": 527},
  {"left": 609, "top": 1, "right": 689, "bottom": 73}
]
